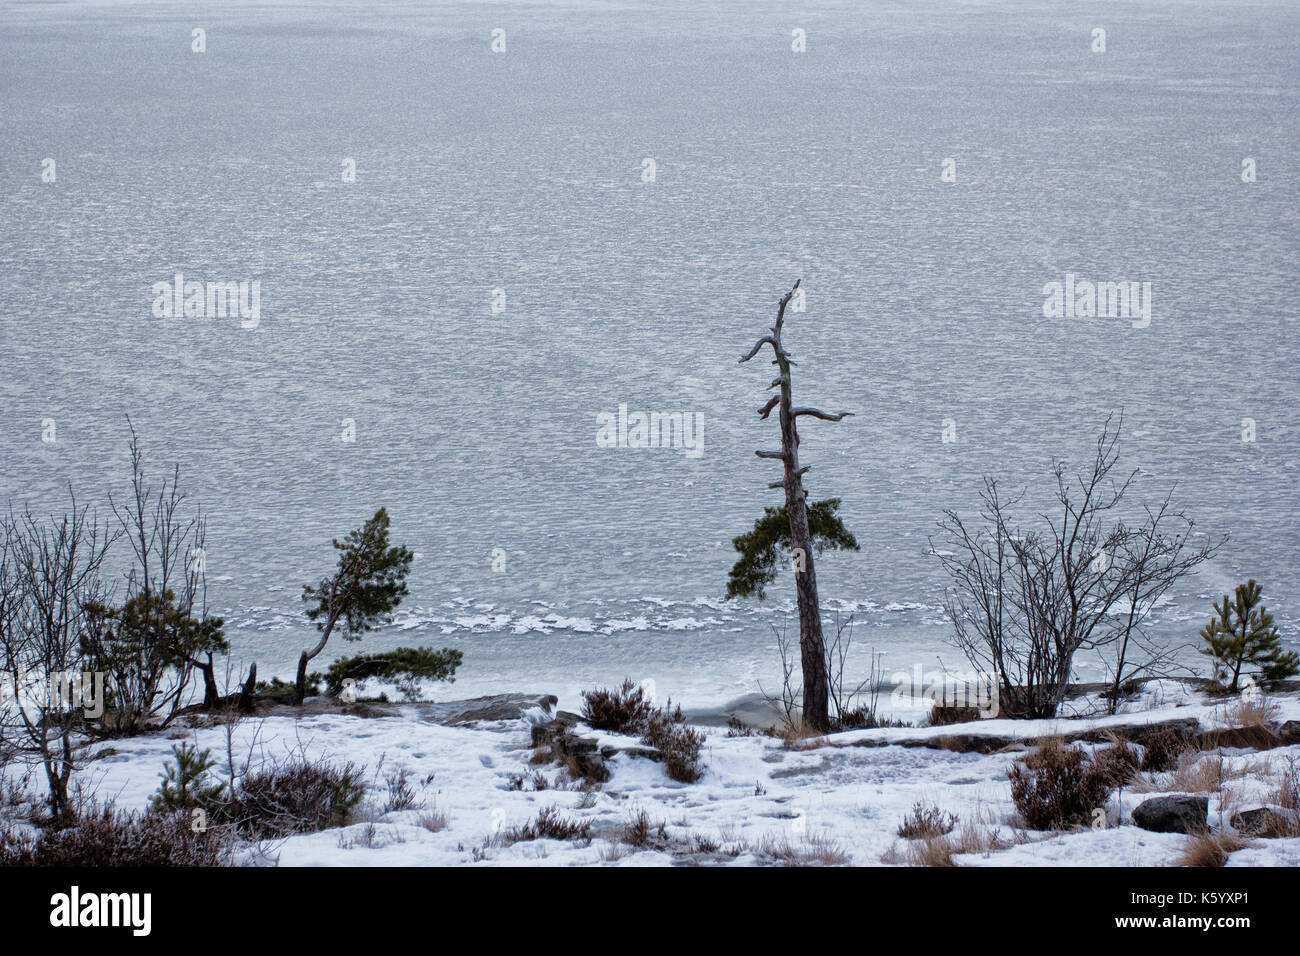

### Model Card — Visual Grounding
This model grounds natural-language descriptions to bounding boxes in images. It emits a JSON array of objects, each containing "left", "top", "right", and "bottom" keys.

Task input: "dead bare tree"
[
  {"left": 739, "top": 280, "right": 854, "bottom": 733},
  {"left": 934, "top": 415, "right": 1218, "bottom": 718},
  {"left": 81, "top": 423, "right": 227, "bottom": 731},
  {"left": 1100, "top": 492, "right": 1220, "bottom": 712},
  {"left": 824, "top": 613, "right": 884, "bottom": 728},
  {"left": 0, "top": 493, "right": 114, "bottom": 824}
]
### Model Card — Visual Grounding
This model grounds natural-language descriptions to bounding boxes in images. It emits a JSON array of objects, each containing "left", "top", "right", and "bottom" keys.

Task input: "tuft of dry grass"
[
  {"left": 497, "top": 806, "right": 592, "bottom": 845},
  {"left": 779, "top": 723, "right": 828, "bottom": 751},
  {"left": 618, "top": 809, "right": 669, "bottom": 849},
  {"left": 950, "top": 821, "right": 1010, "bottom": 855},
  {"left": 417, "top": 803, "right": 449, "bottom": 832},
  {"left": 906, "top": 834, "right": 957, "bottom": 867},
  {"left": 753, "top": 829, "right": 849, "bottom": 866},
  {"left": 1136, "top": 751, "right": 1269, "bottom": 795},
  {"left": 596, "top": 840, "right": 627, "bottom": 862},
  {"left": 1275, "top": 756, "right": 1300, "bottom": 811},
  {"left": 884, "top": 819, "right": 1008, "bottom": 866},
  {"left": 897, "top": 801, "right": 957, "bottom": 839},
  {"left": 1178, "top": 830, "right": 1249, "bottom": 867},
  {"left": 1224, "top": 696, "right": 1279, "bottom": 730}
]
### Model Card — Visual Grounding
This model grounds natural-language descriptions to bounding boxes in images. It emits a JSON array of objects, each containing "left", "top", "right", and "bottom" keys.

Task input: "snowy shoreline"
[{"left": 8, "top": 679, "right": 1294, "bottom": 867}]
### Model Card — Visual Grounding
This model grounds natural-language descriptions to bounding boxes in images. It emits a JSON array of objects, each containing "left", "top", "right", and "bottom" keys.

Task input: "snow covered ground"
[{"left": 6, "top": 681, "right": 1300, "bottom": 866}]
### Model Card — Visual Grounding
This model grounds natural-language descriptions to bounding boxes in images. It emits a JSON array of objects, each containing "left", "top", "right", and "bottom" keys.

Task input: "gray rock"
[
  {"left": 1231, "top": 806, "right": 1300, "bottom": 838},
  {"left": 1279, "top": 720, "right": 1300, "bottom": 744},
  {"left": 550, "top": 729, "right": 611, "bottom": 783},
  {"left": 418, "top": 693, "right": 557, "bottom": 726},
  {"left": 1131, "top": 795, "right": 1208, "bottom": 834}
]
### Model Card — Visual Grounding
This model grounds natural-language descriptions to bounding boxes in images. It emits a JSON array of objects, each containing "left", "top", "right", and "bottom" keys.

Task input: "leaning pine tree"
[
  {"left": 1199, "top": 579, "right": 1299, "bottom": 693},
  {"left": 295, "top": 507, "right": 414, "bottom": 705},
  {"left": 730, "top": 280, "right": 858, "bottom": 733}
]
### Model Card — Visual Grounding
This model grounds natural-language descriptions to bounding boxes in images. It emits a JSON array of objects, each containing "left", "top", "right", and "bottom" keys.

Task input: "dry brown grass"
[
  {"left": 1275, "top": 756, "right": 1300, "bottom": 811},
  {"left": 1177, "top": 830, "right": 1249, "bottom": 867},
  {"left": 906, "top": 834, "right": 956, "bottom": 866},
  {"left": 596, "top": 840, "right": 627, "bottom": 862},
  {"left": 897, "top": 801, "right": 957, "bottom": 839},
  {"left": 1135, "top": 751, "right": 1270, "bottom": 795},
  {"left": 753, "top": 829, "right": 849, "bottom": 866},
  {"left": 779, "top": 723, "right": 828, "bottom": 751},
  {"left": 1224, "top": 696, "right": 1280, "bottom": 730},
  {"left": 417, "top": 803, "right": 449, "bottom": 832},
  {"left": 883, "top": 820, "right": 1009, "bottom": 865},
  {"left": 1167, "top": 752, "right": 1227, "bottom": 793},
  {"left": 950, "top": 821, "right": 1011, "bottom": 855}
]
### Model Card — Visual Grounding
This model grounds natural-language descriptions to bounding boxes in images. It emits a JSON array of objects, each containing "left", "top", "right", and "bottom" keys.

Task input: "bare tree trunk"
[
  {"left": 741, "top": 281, "right": 853, "bottom": 734},
  {"left": 238, "top": 662, "right": 257, "bottom": 713},
  {"left": 197, "top": 653, "right": 220, "bottom": 709},
  {"left": 776, "top": 329, "right": 829, "bottom": 732}
]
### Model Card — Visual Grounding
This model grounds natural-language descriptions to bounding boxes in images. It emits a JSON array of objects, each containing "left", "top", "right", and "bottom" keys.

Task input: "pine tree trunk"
[
  {"left": 775, "top": 325, "right": 829, "bottom": 733},
  {"left": 294, "top": 651, "right": 310, "bottom": 705},
  {"left": 295, "top": 617, "right": 335, "bottom": 705},
  {"left": 741, "top": 281, "right": 851, "bottom": 735}
]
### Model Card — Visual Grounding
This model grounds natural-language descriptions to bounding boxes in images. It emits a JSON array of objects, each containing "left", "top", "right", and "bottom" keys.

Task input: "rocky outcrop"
[
  {"left": 1230, "top": 806, "right": 1300, "bottom": 838},
  {"left": 1131, "top": 795, "right": 1208, "bottom": 834},
  {"left": 845, "top": 717, "right": 1201, "bottom": 756},
  {"left": 1195, "top": 725, "right": 1283, "bottom": 751},
  {"left": 1278, "top": 720, "right": 1300, "bottom": 745},
  {"left": 418, "top": 693, "right": 559, "bottom": 726}
]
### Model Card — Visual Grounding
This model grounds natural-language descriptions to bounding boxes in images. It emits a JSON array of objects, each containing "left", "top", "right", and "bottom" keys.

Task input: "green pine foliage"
[
  {"left": 81, "top": 590, "right": 228, "bottom": 732},
  {"left": 149, "top": 743, "right": 226, "bottom": 816},
  {"left": 324, "top": 646, "right": 463, "bottom": 699},
  {"left": 1199, "top": 579, "right": 1299, "bottom": 692},
  {"left": 726, "top": 498, "right": 859, "bottom": 600},
  {"left": 302, "top": 507, "right": 414, "bottom": 642}
]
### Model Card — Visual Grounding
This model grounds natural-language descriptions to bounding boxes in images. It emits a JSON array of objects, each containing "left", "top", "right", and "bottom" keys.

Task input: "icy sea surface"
[{"left": 1, "top": 0, "right": 1297, "bottom": 707}]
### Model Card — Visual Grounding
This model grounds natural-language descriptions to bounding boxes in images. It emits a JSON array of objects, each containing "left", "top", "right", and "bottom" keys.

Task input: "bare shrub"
[
  {"left": 383, "top": 766, "right": 420, "bottom": 813},
  {"left": 897, "top": 801, "right": 957, "bottom": 839},
  {"left": 0, "top": 805, "right": 225, "bottom": 866},
  {"left": 1092, "top": 738, "right": 1142, "bottom": 788},
  {"left": 1008, "top": 739, "right": 1115, "bottom": 829},
  {"left": 500, "top": 806, "right": 592, "bottom": 844},
  {"left": 1138, "top": 727, "right": 1189, "bottom": 772},
  {"left": 930, "top": 706, "right": 981, "bottom": 726},
  {"left": 230, "top": 758, "right": 365, "bottom": 838},
  {"left": 572, "top": 679, "right": 707, "bottom": 783},
  {"left": 725, "top": 714, "right": 757, "bottom": 737},
  {"left": 643, "top": 709, "right": 705, "bottom": 783},
  {"left": 0, "top": 495, "right": 113, "bottom": 824},
  {"left": 934, "top": 416, "right": 1218, "bottom": 718},
  {"left": 581, "top": 678, "right": 653, "bottom": 734},
  {"left": 619, "top": 809, "right": 668, "bottom": 849},
  {"left": 506, "top": 769, "right": 549, "bottom": 792}
]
